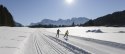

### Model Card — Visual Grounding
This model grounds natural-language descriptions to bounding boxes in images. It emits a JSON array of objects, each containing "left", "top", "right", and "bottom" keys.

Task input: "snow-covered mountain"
[{"left": 30, "top": 17, "right": 89, "bottom": 26}]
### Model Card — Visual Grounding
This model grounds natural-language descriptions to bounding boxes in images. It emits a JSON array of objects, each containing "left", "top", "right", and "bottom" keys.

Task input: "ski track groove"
[
  {"left": 32, "top": 34, "right": 40, "bottom": 54},
  {"left": 70, "top": 36, "right": 125, "bottom": 50},
  {"left": 33, "top": 34, "right": 43, "bottom": 54},
  {"left": 38, "top": 31, "right": 66, "bottom": 54},
  {"left": 43, "top": 34, "right": 90, "bottom": 54}
]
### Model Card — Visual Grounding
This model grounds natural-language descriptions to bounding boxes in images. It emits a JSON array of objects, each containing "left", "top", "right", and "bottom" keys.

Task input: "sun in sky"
[{"left": 65, "top": 0, "right": 74, "bottom": 5}]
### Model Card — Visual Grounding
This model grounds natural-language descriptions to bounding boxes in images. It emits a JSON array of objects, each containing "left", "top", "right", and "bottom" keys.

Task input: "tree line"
[
  {"left": 83, "top": 10, "right": 125, "bottom": 27},
  {"left": 0, "top": 5, "right": 15, "bottom": 27},
  {"left": 28, "top": 22, "right": 81, "bottom": 28}
]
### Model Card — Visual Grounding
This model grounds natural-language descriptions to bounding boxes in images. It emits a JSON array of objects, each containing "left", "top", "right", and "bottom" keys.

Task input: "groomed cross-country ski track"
[{"left": 24, "top": 29, "right": 125, "bottom": 54}]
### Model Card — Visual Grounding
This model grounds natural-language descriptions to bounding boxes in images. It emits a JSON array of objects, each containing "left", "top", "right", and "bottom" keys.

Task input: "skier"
[
  {"left": 56, "top": 29, "right": 60, "bottom": 38},
  {"left": 64, "top": 30, "right": 69, "bottom": 39}
]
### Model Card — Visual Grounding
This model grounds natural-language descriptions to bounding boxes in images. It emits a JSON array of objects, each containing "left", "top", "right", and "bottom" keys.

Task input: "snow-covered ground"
[
  {"left": 0, "top": 27, "right": 35, "bottom": 54},
  {"left": 0, "top": 26, "right": 125, "bottom": 54},
  {"left": 45, "top": 27, "right": 125, "bottom": 44}
]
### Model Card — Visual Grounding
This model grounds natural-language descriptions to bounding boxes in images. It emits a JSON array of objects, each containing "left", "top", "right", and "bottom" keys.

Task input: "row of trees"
[
  {"left": 29, "top": 24, "right": 66, "bottom": 28},
  {"left": 28, "top": 22, "right": 82, "bottom": 28},
  {"left": 0, "top": 5, "right": 15, "bottom": 27},
  {"left": 83, "top": 10, "right": 125, "bottom": 27}
]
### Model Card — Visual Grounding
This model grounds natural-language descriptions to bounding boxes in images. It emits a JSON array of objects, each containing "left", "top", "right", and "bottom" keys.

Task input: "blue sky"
[{"left": 0, "top": 0, "right": 125, "bottom": 25}]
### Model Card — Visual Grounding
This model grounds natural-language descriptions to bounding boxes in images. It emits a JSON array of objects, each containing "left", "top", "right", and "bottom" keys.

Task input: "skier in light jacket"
[{"left": 64, "top": 30, "right": 69, "bottom": 38}]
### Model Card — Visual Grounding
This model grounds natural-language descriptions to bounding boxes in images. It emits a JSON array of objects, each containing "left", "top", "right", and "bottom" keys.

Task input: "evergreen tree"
[
  {"left": 72, "top": 22, "right": 75, "bottom": 26},
  {"left": 83, "top": 19, "right": 94, "bottom": 26},
  {"left": 0, "top": 5, "right": 15, "bottom": 27},
  {"left": 83, "top": 10, "right": 125, "bottom": 27}
]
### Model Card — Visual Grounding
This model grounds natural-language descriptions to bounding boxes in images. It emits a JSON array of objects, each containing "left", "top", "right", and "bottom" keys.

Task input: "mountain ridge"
[{"left": 30, "top": 17, "right": 89, "bottom": 26}]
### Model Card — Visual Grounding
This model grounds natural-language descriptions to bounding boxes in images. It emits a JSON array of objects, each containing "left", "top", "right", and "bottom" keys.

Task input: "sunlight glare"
[{"left": 65, "top": 0, "right": 74, "bottom": 5}]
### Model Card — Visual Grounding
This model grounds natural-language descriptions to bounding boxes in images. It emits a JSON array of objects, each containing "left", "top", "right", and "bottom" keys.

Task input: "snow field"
[
  {"left": 0, "top": 27, "right": 125, "bottom": 54},
  {"left": 0, "top": 27, "right": 35, "bottom": 54},
  {"left": 45, "top": 27, "right": 125, "bottom": 44}
]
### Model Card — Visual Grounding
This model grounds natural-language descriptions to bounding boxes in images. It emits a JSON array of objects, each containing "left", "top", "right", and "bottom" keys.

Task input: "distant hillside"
[
  {"left": 15, "top": 22, "right": 23, "bottom": 27},
  {"left": 30, "top": 17, "right": 89, "bottom": 26},
  {"left": 83, "top": 10, "right": 125, "bottom": 27},
  {"left": 0, "top": 5, "right": 15, "bottom": 27}
]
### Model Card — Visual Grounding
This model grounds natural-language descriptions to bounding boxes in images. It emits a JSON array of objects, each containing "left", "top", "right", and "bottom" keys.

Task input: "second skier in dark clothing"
[{"left": 56, "top": 29, "right": 60, "bottom": 38}]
